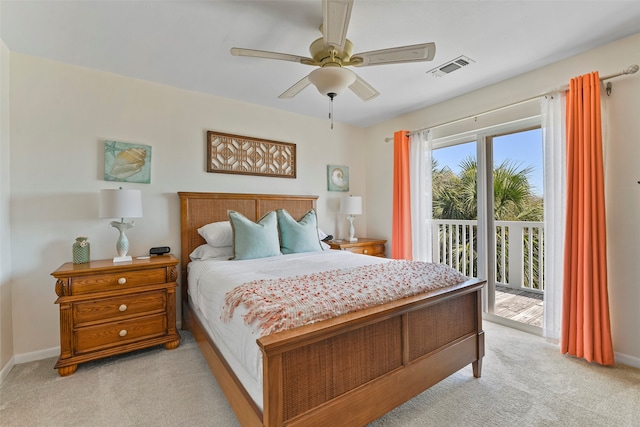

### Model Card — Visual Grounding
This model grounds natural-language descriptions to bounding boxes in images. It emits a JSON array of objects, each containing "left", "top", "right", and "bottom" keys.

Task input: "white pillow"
[
  {"left": 198, "top": 221, "right": 233, "bottom": 247},
  {"left": 189, "top": 244, "right": 234, "bottom": 261}
]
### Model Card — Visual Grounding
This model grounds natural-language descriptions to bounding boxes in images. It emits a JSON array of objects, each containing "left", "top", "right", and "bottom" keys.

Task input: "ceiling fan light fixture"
[
  {"left": 308, "top": 66, "right": 356, "bottom": 98},
  {"left": 231, "top": 1, "right": 438, "bottom": 105}
]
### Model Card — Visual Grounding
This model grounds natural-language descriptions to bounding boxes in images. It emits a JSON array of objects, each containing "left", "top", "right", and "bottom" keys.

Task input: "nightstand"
[
  {"left": 51, "top": 254, "right": 181, "bottom": 376},
  {"left": 327, "top": 238, "right": 387, "bottom": 257}
]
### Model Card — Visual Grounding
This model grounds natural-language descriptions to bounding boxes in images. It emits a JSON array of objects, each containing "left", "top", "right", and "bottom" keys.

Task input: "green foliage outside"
[
  {"left": 432, "top": 157, "right": 544, "bottom": 289},
  {"left": 432, "top": 156, "right": 543, "bottom": 222}
]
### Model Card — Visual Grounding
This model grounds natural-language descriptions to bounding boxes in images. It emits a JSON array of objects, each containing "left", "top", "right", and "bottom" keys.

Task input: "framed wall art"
[
  {"left": 327, "top": 165, "right": 349, "bottom": 191},
  {"left": 104, "top": 140, "right": 152, "bottom": 184},
  {"left": 206, "top": 131, "right": 296, "bottom": 178}
]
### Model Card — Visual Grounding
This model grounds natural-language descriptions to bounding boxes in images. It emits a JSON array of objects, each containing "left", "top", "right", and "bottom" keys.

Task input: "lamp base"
[
  {"left": 346, "top": 215, "right": 358, "bottom": 243},
  {"left": 113, "top": 255, "right": 133, "bottom": 263}
]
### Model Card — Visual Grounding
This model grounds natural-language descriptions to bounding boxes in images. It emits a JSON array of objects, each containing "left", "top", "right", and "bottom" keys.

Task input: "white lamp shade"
[
  {"left": 340, "top": 195, "right": 362, "bottom": 215},
  {"left": 309, "top": 66, "right": 356, "bottom": 97},
  {"left": 99, "top": 189, "right": 143, "bottom": 219}
]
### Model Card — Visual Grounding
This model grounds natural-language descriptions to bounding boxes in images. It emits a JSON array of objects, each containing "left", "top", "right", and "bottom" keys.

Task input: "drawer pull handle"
[
  {"left": 364, "top": 249, "right": 369, "bottom": 254},
  {"left": 119, "top": 329, "right": 128, "bottom": 337},
  {"left": 119, "top": 304, "right": 127, "bottom": 312},
  {"left": 117, "top": 277, "right": 127, "bottom": 285}
]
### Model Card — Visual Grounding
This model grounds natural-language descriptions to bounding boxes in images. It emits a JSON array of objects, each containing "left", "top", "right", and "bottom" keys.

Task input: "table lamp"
[
  {"left": 99, "top": 188, "right": 143, "bottom": 262},
  {"left": 340, "top": 195, "right": 362, "bottom": 242}
]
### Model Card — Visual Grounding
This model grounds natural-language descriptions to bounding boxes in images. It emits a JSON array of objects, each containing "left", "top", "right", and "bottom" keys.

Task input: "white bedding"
[{"left": 187, "top": 250, "right": 389, "bottom": 408}]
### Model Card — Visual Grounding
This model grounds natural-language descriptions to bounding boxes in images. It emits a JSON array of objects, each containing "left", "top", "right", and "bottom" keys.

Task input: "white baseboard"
[
  {"left": 1, "top": 346, "right": 60, "bottom": 384},
  {"left": 1, "top": 320, "right": 184, "bottom": 381},
  {"left": 615, "top": 351, "right": 640, "bottom": 369},
  {"left": 2, "top": 346, "right": 60, "bottom": 384},
  {"left": 0, "top": 355, "right": 16, "bottom": 384},
  {"left": 2, "top": 322, "right": 185, "bottom": 378},
  {"left": 14, "top": 346, "right": 60, "bottom": 364}
]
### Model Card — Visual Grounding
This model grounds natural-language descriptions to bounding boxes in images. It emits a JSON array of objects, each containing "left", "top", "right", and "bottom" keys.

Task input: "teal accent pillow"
[
  {"left": 228, "top": 210, "right": 281, "bottom": 260},
  {"left": 277, "top": 209, "right": 323, "bottom": 254}
]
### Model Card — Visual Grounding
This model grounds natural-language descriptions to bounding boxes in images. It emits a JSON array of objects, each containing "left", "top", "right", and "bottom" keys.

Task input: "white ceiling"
[{"left": 2, "top": 1, "right": 640, "bottom": 128}]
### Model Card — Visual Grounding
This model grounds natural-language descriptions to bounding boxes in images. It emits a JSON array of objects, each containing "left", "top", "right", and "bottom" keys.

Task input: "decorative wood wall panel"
[{"left": 207, "top": 131, "right": 296, "bottom": 178}]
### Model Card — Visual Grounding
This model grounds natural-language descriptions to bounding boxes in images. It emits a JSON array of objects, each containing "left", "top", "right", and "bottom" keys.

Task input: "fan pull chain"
[
  {"left": 328, "top": 92, "right": 336, "bottom": 130},
  {"left": 329, "top": 97, "right": 333, "bottom": 129}
]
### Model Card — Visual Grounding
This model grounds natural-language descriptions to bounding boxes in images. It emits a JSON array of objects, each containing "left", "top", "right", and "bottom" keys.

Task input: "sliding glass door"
[
  {"left": 431, "top": 119, "right": 544, "bottom": 332},
  {"left": 485, "top": 127, "right": 544, "bottom": 331}
]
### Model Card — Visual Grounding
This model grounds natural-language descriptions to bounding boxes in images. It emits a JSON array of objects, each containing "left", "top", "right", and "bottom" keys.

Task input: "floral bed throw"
[{"left": 222, "top": 260, "right": 468, "bottom": 336}]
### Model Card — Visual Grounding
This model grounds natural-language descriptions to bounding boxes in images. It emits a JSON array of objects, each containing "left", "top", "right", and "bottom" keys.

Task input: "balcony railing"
[{"left": 432, "top": 220, "right": 544, "bottom": 293}]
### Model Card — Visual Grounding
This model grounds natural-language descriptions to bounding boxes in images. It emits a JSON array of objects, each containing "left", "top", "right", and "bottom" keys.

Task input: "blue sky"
[{"left": 432, "top": 128, "right": 543, "bottom": 196}]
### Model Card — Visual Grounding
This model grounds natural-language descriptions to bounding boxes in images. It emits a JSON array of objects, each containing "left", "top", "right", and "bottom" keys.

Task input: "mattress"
[{"left": 187, "top": 250, "right": 389, "bottom": 408}]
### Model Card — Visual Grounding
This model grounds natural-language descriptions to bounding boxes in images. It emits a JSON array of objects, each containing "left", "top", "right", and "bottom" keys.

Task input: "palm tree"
[
  {"left": 432, "top": 164, "right": 464, "bottom": 219},
  {"left": 433, "top": 156, "right": 539, "bottom": 221},
  {"left": 432, "top": 156, "right": 543, "bottom": 286}
]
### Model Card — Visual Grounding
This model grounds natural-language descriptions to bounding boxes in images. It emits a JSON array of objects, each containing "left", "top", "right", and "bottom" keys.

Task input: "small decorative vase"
[{"left": 72, "top": 237, "right": 90, "bottom": 264}]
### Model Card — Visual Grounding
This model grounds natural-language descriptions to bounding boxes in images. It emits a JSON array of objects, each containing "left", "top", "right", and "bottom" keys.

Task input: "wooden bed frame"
[{"left": 178, "top": 192, "right": 485, "bottom": 427}]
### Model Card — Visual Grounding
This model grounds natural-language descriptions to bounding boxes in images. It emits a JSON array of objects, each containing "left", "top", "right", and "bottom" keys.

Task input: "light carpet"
[{"left": 1, "top": 321, "right": 638, "bottom": 426}]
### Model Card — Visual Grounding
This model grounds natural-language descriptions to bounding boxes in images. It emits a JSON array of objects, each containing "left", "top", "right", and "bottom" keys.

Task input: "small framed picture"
[
  {"left": 327, "top": 165, "right": 349, "bottom": 192},
  {"left": 104, "top": 141, "right": 152, "bottom": 184}
]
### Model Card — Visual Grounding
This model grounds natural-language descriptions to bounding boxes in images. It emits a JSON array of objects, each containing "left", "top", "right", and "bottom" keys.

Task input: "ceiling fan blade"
[
  {"left": 278, "top": 75, "right": 312, "bottom": 99},
  {"left": 349, "top": 74, "right": 379, "bottom": 101},
  {"left": 322, "top": 0, "right": 353, "bottom": 50},
  {"left": 230, "top": 47, "right": 312, "bottom": 64},
  {"left": 352, "top": 42, "right": 436, "bottom": 67}
]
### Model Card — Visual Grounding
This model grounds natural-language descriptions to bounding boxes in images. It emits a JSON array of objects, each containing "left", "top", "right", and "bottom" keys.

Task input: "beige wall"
[
  {"left": 3, "top": 32, "right": 639, "bottom": 373},
  {"left": 1, "top": 39, "right": 14, "bottom": 376},
  {"left": 364, "top": 32, "right": 640, "bottom": 365},
  {"left": 7, "top": 53, "right": 366, "bottom": 360}
]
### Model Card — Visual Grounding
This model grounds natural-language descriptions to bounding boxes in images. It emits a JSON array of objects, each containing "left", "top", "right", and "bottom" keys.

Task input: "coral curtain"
[
  {"left": 562, "top": 72, "right": 614, "bottom": 365},
  {"left": 392, "top": 130, "right": 412, "bottom": 259}
]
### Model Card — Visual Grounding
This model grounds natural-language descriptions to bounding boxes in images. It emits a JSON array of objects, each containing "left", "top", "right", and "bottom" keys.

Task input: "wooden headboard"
[{"left": 177, "top": 192, "right": 318, "bottom": 297}]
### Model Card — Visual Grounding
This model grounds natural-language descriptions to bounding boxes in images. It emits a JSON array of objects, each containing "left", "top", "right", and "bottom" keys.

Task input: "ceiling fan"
[{"left": 230, "top": 0, "right": 436, "bottom": 103}]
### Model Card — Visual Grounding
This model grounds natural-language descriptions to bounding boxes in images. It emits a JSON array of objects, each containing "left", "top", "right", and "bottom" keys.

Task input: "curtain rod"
[{"left": 384, "top": 64, "right": 639, "bottom": 142}]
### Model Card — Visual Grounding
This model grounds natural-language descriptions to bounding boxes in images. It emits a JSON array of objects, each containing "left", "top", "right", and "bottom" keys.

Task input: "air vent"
[{"left": 427, "top": 55, "right": 475, "bottom": 77}]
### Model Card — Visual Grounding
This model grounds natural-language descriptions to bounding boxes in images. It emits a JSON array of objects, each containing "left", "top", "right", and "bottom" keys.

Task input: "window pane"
[{"left": 432, "top": 141, "right": 478, "bottom": 277}]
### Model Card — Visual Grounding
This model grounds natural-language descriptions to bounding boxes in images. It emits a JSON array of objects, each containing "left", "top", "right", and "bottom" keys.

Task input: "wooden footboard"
[
  {"left": 183, "top": 279, "right": 484, "bottom": 427},
  {"left": 258, "top": 279, "right": 484, "bottom": 426}
]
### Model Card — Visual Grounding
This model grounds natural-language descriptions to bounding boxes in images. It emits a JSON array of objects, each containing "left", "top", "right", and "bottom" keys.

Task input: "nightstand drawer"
[
  {"left": 344, "top": 244, "right": 385, "bottom": 256},
  {"left": 74, "top": 290, "right": 166, "bottom": 325},
  {"left": 70, "top": 268, "right": 168, "bottom": 295},
  {"left": 75, "top": 313, "right": 167, "bottom": 354}
]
